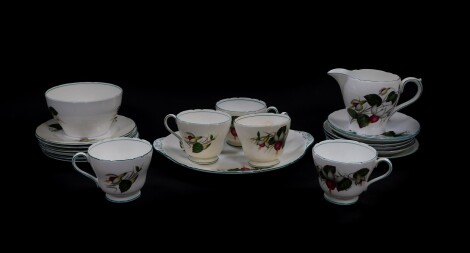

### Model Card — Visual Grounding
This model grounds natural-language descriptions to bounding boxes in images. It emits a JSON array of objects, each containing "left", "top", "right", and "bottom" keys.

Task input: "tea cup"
[
  {"left": 234, "top": 113, "right": 290, "bottom": 168},
  {"left": 164, "top": 109, "right": 231, "bottom": 165},
  {"left": 216, "top": 97, "right": 278, "bottom": 147},
  {"left": 312, "top": 139, "right": 392, "bottom": 205},
  {"left": 72, "top": 137, "right": 153, "bottom": 203}
]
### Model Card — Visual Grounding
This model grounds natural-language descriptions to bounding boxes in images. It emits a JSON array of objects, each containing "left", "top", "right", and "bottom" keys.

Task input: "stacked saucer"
[
  {"left": 36, "top": 115, "right": 139, "bottom": 162},
  {"left": 323, "top": 109, "right": 420, "bottom": 158}
]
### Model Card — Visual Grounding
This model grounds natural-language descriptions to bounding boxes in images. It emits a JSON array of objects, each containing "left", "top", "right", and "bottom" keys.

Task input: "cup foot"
[
  {"left": 226, "top": 140, "right": 242, "bottom": 147},
  {"left": 323, "top": 193, "right": 358, "bottom": 205},
  {"left": 106, "top": 191, "right": 141, "bottom": 203},
  {"left": 189, "top": 155, "right": 219, "bottom": 165},
  {"left": 249, "top": 159, "right": 280, "bottom": 168}
]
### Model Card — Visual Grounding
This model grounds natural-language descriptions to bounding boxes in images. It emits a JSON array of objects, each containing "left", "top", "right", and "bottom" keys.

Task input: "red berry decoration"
[
  {"left": 369, "top": 115, "right": 380, "bottom": 123},
  {"left": 326, "top": 179, "right": 336, "bottom": 191},
  {"left": 230, "top": 127, "right": 237, "bottom": 138},
  {"left": 274, "top": 141, "right": 283, "bottom": 151}
]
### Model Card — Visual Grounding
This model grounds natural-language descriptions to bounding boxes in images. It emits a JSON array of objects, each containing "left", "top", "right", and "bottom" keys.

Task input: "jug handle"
[{"left": 393, "top": 77, "right": 423, "bottom": 113}]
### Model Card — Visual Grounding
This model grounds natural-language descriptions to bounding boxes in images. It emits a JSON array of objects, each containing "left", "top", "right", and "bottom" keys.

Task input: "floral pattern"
[
  {"left": 183, "top": 132, "right": 216, "bottom": 153},
  {"left": 348, "top": 87, "right": 399, "bottom": 128},
  {"left": 106, "top": 166, "right": 142, "bottom": 193},
  {"left": 251, "top": 126, "right": 288, "bottom": 153},
  {"left": 229, "top": 116, "right": 238, "bottom": 139},
  {"left": 316, "top": 165, "right": 369, "bottom": 192}
]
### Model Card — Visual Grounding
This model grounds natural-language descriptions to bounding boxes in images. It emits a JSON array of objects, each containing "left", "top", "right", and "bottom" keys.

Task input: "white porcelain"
[
  {"left": 153, "top": 130, "right": 314, "bottom": 174},
  {"left": 323, "top": 120, "right": 416, "bottom": 149},
  {"left": 36, "top": 115, "right": 136, "bottom": 145},
  {"left": 37, "top": 131, "right": 140, "bottom": 163},
  {"left": 328, "top": 68, "right": 422, "bottom": 135},
  {"left": 72, "top": 138, "right": 152, "bottom": 203},
  {"left": 234, "top": 113, "right": 291, "bottom": 168},
  {"left": 216, "top": 97, "right": 279, "bottom": 147},
  {"left": 164, "top": 109, "right": 231, "bottom": 165},
  {"left": 312, "top": 140, "right": 393, "bottom": 205},
  {"left": 45, "top": 82, "right": 122, "bottom": 138},
  {"left": 327, "top": 109, "right": 420, "bottom": 143}
]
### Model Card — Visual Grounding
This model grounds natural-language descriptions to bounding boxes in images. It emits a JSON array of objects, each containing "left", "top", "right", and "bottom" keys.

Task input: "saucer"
[
  {"left": 38, "top": 131, "right": 140, "bottom": 162},
  {"left": 327, "top": 109, "right": 420, "bottom": 143},
  {"left": 153, "top": 130, "right": 314, "bottom": 174},
  {"left": 378, "top": 139, "right": 419, "bottom": 158},
  {"left": 323, "top": 121, "right": 415, "bottom": 149},
  {"left": 36, "top": 115, "right": 136, "bottom": 145}
]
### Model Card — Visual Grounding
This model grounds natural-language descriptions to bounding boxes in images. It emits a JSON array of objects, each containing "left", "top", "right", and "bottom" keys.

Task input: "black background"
[{"left": 3, "top": 25, "right": 438, "bottom": 236}]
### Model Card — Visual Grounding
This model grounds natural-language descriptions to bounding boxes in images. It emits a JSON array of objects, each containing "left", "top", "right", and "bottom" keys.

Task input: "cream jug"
[{"left": 328, "top": 68, "right": 423, "bottom": 135}]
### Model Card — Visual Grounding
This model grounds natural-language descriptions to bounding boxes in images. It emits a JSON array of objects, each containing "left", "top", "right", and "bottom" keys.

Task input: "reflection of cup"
[
  {"left": 234, "top": 113, "right": 290, "bottom": 168},
  {"left": 216, "top": 98, "right": 278, "bottom": 147},
  {"left": 328, "top": 68, "right": 423, "bottom": 135},
  {"left": 45, "top": 82, "right": 122, "bottom": 138},
  {"left": 312, "top": 140, "right": 392, "bottom": 205},
  {"left": 72, "top": 138, "right": 153, "bottom": 203},
  {"left": 164, "top": 109, "right": 231, "bottom": 165}
]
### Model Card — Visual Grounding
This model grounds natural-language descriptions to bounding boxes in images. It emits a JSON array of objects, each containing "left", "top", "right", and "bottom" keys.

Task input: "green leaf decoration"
[
  {"left": 323, "top": 165, "right": 336, "bottom": 174},
  {"left": 382, "top": 131, "right": 396, "bottom": 136},
  {"left": 135, "top": 166, "right": 142, "bottom": 172},
  {"left": 48, "top": 123, "right": 62, "bottom": 131},
  {"left": 386, "top": 91, "right": 398, "bottom": 103},
  {"left": 364, "top": 94, "right": 382, "bottom": 107},
  {"left": 357, "top": 114, "right": 370, "bottom": 128},
  {"left": 119, "top": 180, "right": 133, "bottom": 193},
  {"left": 277, "top": 126, "right": 287, "bottom": 137},
  {"left": 353, "top": 168, "right": 370, "bottom": 178},
  {"left": 192, "top": 142, "right": 204, "bottom": 153},
  {"left": 48, "top": 106, "right": 58, "bottom": 116},
  {"left": 268, "top": 137, "right": 276, "bottom": 145},
  {"left": 336, "top": 178, "right": 352, "bottom": 191},
  {"left": 210, "top": 134, "right": 215, "bottom": 140},
  {"left": 347, "top": 108, "right": 358, "bottom": 119},
  {"left": 257, "top": 131, "right": 260, "bottom": 140}
]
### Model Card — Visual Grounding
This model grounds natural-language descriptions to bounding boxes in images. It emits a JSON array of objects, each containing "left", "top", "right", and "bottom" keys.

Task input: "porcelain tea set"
[{"left": 35, "top": 69, "right": 422, "bottom": 205}]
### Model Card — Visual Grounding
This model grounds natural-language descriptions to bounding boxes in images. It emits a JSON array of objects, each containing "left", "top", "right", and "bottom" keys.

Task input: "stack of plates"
[
  {"left": 36, "top": 115, "right": 139, "bottom": 162},
  {"left": 323, "top": 109, "right": 420, "bottom": 158}
]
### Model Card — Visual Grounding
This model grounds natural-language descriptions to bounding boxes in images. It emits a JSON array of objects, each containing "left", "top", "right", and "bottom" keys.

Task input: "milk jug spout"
[{"left": 327, "top": 68, "right": 350, "bottom": 90}]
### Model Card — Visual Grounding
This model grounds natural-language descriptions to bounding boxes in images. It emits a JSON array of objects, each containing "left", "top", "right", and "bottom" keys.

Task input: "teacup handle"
[
  {"left": 164, "top": 114, "right": 183, "bottom": 144},
  {"left": 367, "top": 158, "right": 393, "bottom": 189},
  {"left": 393, "top": 77, "right": 423, "bottom": 113},
  {"left": 72, "top": 152, "right": 98, "bottom": 186},
  {"left": 267, "top": 106, "right": 279, "bottom": 113}
]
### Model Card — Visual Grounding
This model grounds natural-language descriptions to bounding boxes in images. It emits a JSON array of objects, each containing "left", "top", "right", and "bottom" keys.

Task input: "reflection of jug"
[{"left": 328, "top": 68, "right": 423, "bottom": 135}]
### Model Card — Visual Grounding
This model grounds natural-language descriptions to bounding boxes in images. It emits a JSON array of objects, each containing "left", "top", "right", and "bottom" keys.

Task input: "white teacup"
[
  {"left": 312, "top": 140, "right": 393, "bottom": 205},
  {"left": 164, "top": 109, "right": 231, "bottom": 165},
  {"left": 216, "top": 97, "right": 278, "bottom": 147},
  {"left": 72, "top": 138, "right": 153, "bottom": 203},
  {"left": 45, "top": 82, "right": 122, "bottom": 138},
  {"left": 234, "top": 113, "right": 290, "bottom": 168}
]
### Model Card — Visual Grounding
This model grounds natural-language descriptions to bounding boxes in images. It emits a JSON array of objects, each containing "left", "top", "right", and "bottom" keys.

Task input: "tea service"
[{"left": 37, "top": 68, "right": 422, "bottom": 204}]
